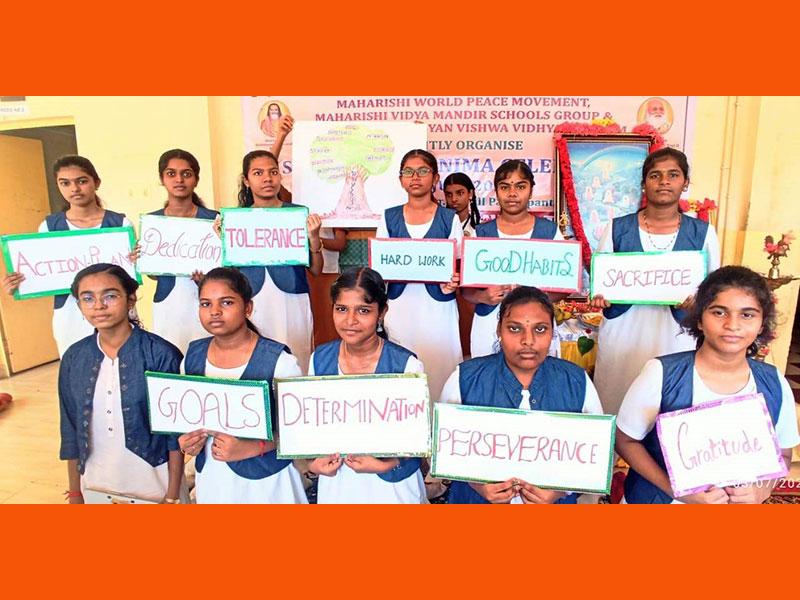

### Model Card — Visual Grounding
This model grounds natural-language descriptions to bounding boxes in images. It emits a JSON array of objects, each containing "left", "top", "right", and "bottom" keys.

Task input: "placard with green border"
[
  {"left": 0, "top": 227, "right": 140, "bottom": 300},
  {"left": 274, "top": 372, "right": 431, "bottom": 459},
  {"left": 145, "top": 371, "right": 273, "bottom": 441},
  {"left": 590, "top": 249, "right": 708, "bottom": 305},
  {"left": 431, "top": 403, "right": 616, "bottom": 494},
  {"left": 221, "top": 206, "right": 310, "bottom": 267}
]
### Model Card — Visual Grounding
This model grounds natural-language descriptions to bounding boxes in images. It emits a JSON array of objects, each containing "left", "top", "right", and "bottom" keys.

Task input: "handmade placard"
[
  {"left": 137, "top": 214, "right": 221, "bottom": 276},
  {"left": 460, "top": 237, "right": 582, "bottom": 292},
  {"left": 221, "top": 206, "right": 310, "bottom": 267},
  {"left": 145, "top": 372, "right": 272, "bottom": 441},
  {"left": 431, "top": 403, "right": 615, "bottom": 493},
  {"left": 275, "top": 373, "right": 431, "bottom": 458},
  {"left": 656, "top": 393, "right": 787, "bottom": 498},
  {"left": 0, "top": 227, "right": 139, "bottom": 299},
  {"left": 369, "top": 238, "right": 456, "bottom": 283},
  {"left": 590, "top": 250, "right": 707, "bottom": 304}
]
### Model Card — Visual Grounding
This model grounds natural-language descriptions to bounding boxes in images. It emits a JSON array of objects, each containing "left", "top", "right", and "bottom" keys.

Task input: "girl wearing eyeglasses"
[
  {"left": 462, "top": 160, "right": 566, "bottom": 359},
  {"left": 58, "top": 264, "right": 185, "bottom": 504},
  {"left": 375, "top": 149, "right": 462, "bottom": 402},
  {"left": 2, "top": 156, "right": 135, "bottom": 358}
]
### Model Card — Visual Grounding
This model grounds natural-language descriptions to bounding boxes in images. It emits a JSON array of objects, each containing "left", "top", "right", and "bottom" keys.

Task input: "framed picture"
[{"left": 555, "top": 134, "right": 653, "bottom": 263}]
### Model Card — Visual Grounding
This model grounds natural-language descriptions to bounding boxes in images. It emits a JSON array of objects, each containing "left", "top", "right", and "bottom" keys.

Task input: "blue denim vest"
[
  {"left": 602, "top": 212, "right": 708, "bottom": 323},
  {"left": 184, "top": 335, "right": 292, "bottom": 479},
  {"left": 624, "top": 350, "right": 783, "bottom": 504},
  {"left": 313, "top": 339, "right": 421, "bottom": 483},
  {"left": 448, "top": 353, "right": 586, "bottom": 504},
  {"left": 58, "top": 326, "right": 183, "bottom": 474},
  {"left": 384, "top": 204, "right": 457, "bottom": 302},
  {"left": 473, "top": 216, "right": 559, "bottom": 317},
  {"left": 46, "top": 210, "right": 127, "bottom": 309},
  {"left": 149, "top": 206, "right": 219, "bottom": 303}
]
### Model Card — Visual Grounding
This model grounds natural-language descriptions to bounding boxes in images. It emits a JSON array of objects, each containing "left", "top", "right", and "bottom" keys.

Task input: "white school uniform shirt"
[
  {"left": 592, "top": 220, "right": 721, "bottom": 416},
  {"left": 307, "top": 349, "right": 428, "bottom": 504},
  {"left": 438, "top": 363, "right": 604, "bottom": 503},
  {"left": 376, "top": 210, "right": 463, "bottom": 402},
  {"left": 617, "top": 358, "right": 800, "bottom": 503},
  {"left": 469, "top": 225, "right": 564, "bottom": 359},
  {"left": 82, "top": 331, "right": 171, "bottom": 503},
  {"left": 319, "top": 227, "right": 340, "bottom": 274},
  {"left": 183, "top": 352, "right": 309, "bottom": 504},
  {"left": 38, "top": 216, "right": 136, "bottom": 358}
]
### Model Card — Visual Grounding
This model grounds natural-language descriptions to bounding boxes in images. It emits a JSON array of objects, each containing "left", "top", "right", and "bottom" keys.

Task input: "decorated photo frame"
[{"left": 553, "top": 123, "right": 663, "bottom": 271}]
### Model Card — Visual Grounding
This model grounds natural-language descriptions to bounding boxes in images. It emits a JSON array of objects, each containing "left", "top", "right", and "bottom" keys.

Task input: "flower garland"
[
  {"left": 678, "top": 198, "right": 717, "bottom": 223},
  {"left": 554, "top": 118, "right": 665, "bottom": 269}
]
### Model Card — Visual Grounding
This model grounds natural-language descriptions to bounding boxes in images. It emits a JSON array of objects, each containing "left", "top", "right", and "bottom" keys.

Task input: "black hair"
[
  {"left": 443, "top": 172, "right": 480, "bottom": 228},
  {"left": 497, "top": 286, "right": 555, "bottom": 327},
  {"left": 158, "top": 149, "right": 206, "bottom": 207},
  {"left": 238, "top": 150, "right": 280, "bottom": 207},
  {"left": 400, "top": 148, "right": 439, "bottom": 177},
  {"left": 494, "top": 159, "right": 535, "bottom": 189},
  {"left": 53, "top": 155, "right": 102, "bottom": 209},
  {"left": 267, "top": 103, "right": 282, "bottom": 117},
  {"left": 641, "top": 147, "right": 690, "bottom": 184},
  {"left": 70, "top": 263, "right": 142, "bottom": 328},
  {"left": 330, "top": 267, "right": 389, "bottom": 340},
  {"left": 682, "top": 265, "right": 776, "bottom": 357},
  {"left": 199, "top": 267, "right": 260, "bottom": 335}
]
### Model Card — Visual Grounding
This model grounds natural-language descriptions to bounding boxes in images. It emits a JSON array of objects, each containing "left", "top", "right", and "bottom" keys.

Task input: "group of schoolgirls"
[{"left": 3, "top": 144, "right": 798, "bottom": 504}]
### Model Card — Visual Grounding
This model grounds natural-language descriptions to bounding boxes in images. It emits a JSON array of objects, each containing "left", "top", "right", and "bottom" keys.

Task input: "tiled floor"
[{"left": 1, "top": 359, "right": 799, "bottom": 503}]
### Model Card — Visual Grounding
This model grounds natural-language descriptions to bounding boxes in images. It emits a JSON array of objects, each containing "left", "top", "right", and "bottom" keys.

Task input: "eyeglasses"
[
  {"left": 400, "top": 167, "right": 433, "bottom": 178},
  {"left": 78, "top": 292, "right": 122, "bottom": 308}
]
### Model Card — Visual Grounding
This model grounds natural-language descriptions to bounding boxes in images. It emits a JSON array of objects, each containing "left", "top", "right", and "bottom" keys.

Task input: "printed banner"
[
  {"left": 221, "top": 206, "right": 309, "bottom": 267},
  {"left": 431, "top": 404, "right": 616, "bottom": 493},
  {"left": 145, "top": 372, "right": 272, "bottom": 441},
  {"left": 242, "top": 96, "right": 696, "bottom": 219},
  {"left": 590, "top": 250, "right": 707, "bottom": 304},
  {"left": 657, "top": 393, "right": 788, "bottom": 498},
  {"left": 275, "top": 374, "right": 431, "bottom": 458},
  {"left": 291, "top": 121, "right": 427, "bottom": 227},
  {"left": 460, "top": 237, "right": 582, "bottom": 292},
  {"left": 369, "top": 238, "right": 456, "bottom": 283},
  {"left": 0, "top": 227, "right": 138, "bottom": 299},
  {"left": 137, "top": 214, "right": 221, "bottom": 276}
]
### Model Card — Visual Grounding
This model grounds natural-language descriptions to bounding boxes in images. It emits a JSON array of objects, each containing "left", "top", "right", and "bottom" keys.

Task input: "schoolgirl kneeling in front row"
[
  {"left": 307, "top": 267, "right": 427, "bottom": 504},
  {"left": 439, "top": 286, "right": 604, "bottom": 504},
  {"left": 616, "top": 266, "right": 800, "bottom": 504},
  {"left": 178, "top": 267, "right": 307, "bottom": 504},
  {"left": 59, "top": 264, "right": 185, "bottom": 504}
]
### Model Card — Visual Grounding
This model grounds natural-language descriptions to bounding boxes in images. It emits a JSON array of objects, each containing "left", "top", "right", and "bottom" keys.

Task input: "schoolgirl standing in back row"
[
  {"left": 462, "top": 160, "right": 565, "bottom": 359},
  {"left": 376, "top": 149, "right": 462, "bottom": 401},
  {"left": 2, "top": 156, "right": 134, "bottom": 357},
  {"left": 591, "top": 148, "right": 720, "bottom": 415},
  {"left": 235, "top": 150, "right": 323, "bottom": 374},
  {"left": 148, "top": 149, "right": 219, "bottom": 355}
]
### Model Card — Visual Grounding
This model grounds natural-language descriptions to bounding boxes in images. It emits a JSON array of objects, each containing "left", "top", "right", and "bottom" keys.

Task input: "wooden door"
[{"left": 0, "top": 134, "right": 59, "bottom": 374}]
